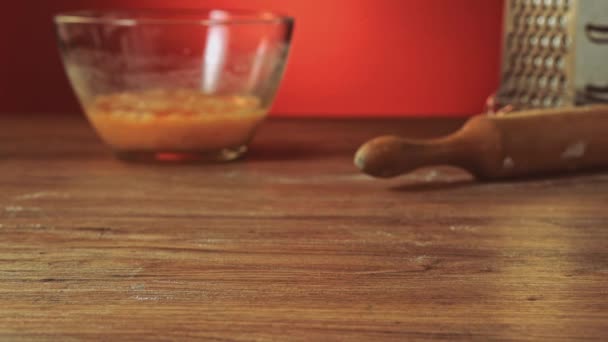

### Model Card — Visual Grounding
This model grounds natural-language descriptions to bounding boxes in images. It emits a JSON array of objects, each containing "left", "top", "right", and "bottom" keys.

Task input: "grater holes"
[
  {"left": 538, "top": 75, "right": 549, "bottom": 89},
  {"left": 512, "top": 58, "right": 526, "bottom": 74},
  {"left": 549, "top": 75, "right": 561, "bottom": 90},
  {"left": 555, "top": 56, "right": 566, "bottom": 70},
  {"left": 526, "top": 75, "right": 536, "bottom": 88},
  {"left": 529, "top": 34, "right": 539, "bottom": 47},
  {"left": 544, "top": 55, "right": 555, "bottom": 69},
  {"left": 506, "top": 32, "right": 515, "bottom": 49},
  {"left": 551, "top": 35, "right": 563, "bottom": 50},
  {"left": 513, "top": 0, "right": 526, "bottom": 10},
  {"left": 533, "top": 55, "right": 544, "bottom": 68},
  {"left": 525, "top": 15, "right": 535, "bottom": 28},
  {"left": 540, "top": 35, "right": 551, "bottom": 48},
  {"left": 523, "top": 55, "right": 534, "bottom": 68},
  {"left": 536, "top": 15, "right": 546, "bottom": 28},
  {"left": 508, "top": 33, "right": 526, "bottom": 52},
  {"left": 561, "top": 77, "right": 569, "bottom": 90},
  {"left": 547, "top": 15, "right": 558, "bottom": 28},
  {"left": 518, "top": 75, "right": 528, "bottom": 89},
  {"left": 559, "top": 14, "right": 568, "bottom": 29},
  {"left": 531, "top": 96, "right": 542, "bottom": 107},
  {"left": 543, "top": 96, "right": 556, "bottom": 108},
  {"left": 564, "top": 35, "right": 572, "bottom": 49},
  {"left": 502, "top": 0, "right": 574, "bottom": 109},
  {"left": 503, "top": 75, "right": 518, "bottom": 93},
  {"left": 519, "top": 34, "right": 528, "bottom": 49},
  {"left": 549, "top": 75, "right": 567, "bottom": 91},
  {"left": 555, "top": 35, "right": 570, "bottom": 52},
  {"left": 510, "top": 58, "right": 523, "bottom": 73},
  {"left": 555, "top": 0, "right": 570, "bottom": 10}
]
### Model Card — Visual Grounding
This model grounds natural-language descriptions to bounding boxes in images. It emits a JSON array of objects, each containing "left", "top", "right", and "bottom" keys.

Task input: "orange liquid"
[{"left": 85, "top": 89, "right": 267, "bottom": 151}]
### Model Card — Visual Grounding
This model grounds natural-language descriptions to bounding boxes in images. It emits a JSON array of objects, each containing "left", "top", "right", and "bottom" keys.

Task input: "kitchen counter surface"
[{"left": 1, "top": 115, "right": 607, "bottom": 341}]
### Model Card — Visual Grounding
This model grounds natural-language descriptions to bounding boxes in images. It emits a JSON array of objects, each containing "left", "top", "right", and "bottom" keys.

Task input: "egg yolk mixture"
[{"left": 85, "top": 89, "right": 267, "bottom": 152}]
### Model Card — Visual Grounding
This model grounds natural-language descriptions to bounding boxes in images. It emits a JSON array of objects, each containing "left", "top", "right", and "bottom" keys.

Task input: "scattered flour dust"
[
  {"left": 561, "top": 141, "right": 587, "bottom": 160},
  {"left": 15, "top": 192, "right": 71, "bottom": 200},
  {"left": 502, "top": 156, "right": 515, "bottom": 169}
]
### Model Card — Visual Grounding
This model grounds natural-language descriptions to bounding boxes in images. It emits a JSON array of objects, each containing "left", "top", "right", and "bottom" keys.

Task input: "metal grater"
[{"left": 497, "top": 0, "right": 608, "bottom": 110}]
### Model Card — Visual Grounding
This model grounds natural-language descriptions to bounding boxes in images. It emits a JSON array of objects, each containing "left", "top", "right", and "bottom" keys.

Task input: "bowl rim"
[{"left": 54, "top": 8, "right": 294, "bottom": 26}]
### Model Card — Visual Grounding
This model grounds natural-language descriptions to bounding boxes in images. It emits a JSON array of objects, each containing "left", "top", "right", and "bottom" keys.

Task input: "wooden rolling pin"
[{"left": 354, "top": 105, "right": 608, "bottom": 180}]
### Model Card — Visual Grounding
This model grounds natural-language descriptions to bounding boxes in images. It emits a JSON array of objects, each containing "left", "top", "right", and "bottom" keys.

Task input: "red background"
[{"left": 0, "top": 0, "right": 504, "bottom": 117}]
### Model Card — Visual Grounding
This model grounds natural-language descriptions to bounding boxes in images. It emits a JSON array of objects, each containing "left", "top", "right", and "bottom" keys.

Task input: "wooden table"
[{"left": 1, "top": 115, "right": 607, "bottom": 341}]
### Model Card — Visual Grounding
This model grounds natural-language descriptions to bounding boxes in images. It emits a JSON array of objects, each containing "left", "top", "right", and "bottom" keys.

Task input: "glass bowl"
[{"left": 55, "top": 9, "right": 294, "bottom": 162}]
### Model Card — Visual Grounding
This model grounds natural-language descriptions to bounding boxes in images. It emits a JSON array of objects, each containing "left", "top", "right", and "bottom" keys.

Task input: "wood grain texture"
[{"left": 0, "top": 115, "right": 607, "bottom": 341}]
